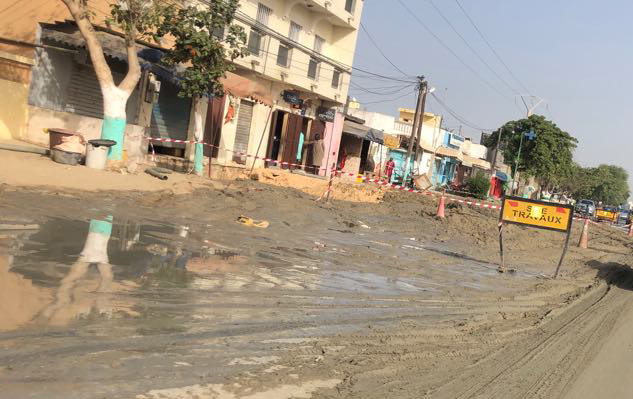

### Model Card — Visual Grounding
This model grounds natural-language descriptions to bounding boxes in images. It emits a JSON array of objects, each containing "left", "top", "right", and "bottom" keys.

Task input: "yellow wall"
[{"left": 0, "top": 79, "right": 29, "bottom": 140}]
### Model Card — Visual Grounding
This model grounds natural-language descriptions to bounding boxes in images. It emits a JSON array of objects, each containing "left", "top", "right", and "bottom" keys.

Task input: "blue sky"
[{"left": 350, "top": 0, "right": 633, "bottom": 191}]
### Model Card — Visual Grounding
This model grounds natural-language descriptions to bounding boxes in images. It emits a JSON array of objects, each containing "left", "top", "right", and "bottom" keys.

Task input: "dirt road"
[{"left": 1, "top": 179, "right": 632, "bottom": 398}]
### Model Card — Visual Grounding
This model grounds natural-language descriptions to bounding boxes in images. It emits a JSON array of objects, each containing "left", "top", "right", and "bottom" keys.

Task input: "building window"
[
  {"left": 345, "top": 0, "right": 355, "bottom": 13},
  {"left": 256, "top": 3, "right": 272, "bottom": 25},
  {"left": 289, "top": 21, "right": 302, "bottom": 43},
  {"left": 331, "top": 69, "right": 341, "bottom": 89},
  {"left": 308, "top": 58, "right": 319, "bottom": 80},
  {"left": 313, "top": 35, "right": 325, "bottom": 53},
  {"left": 248, "top": 30, "right": 263, "bottom": 56},
  {"left": 277, "top": 43, "right": 291, "bottom": 67}
]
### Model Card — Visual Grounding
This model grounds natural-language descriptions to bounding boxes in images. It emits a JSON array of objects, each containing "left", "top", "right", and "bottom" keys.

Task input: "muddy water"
[{"left": 0, "top": 194, "right": 536, "bottom": 399}]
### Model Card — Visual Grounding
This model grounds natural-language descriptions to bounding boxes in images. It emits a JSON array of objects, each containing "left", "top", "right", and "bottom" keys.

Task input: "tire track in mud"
[{"left": 429, "top": 279, "right": 631, "bottom": 399}]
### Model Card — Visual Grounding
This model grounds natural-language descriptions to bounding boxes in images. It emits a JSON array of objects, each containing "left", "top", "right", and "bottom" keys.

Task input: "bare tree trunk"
[{"left": 61, "top": 0, "right": 143, "bottom": 161}]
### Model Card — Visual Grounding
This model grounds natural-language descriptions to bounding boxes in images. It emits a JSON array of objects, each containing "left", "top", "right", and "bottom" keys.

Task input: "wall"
[
  {"left": 25, "top": 105, "right": 146, "bottom": 161},
  {"left": 0, "top": 55, "right": 31, "bottom": 140},
  {"left": 319, "top": 111, "right": 344, "bottom": 177},
  {"left": 215, "top": 95, "right": 274, "bottom": 169},
  {"left": 233, "top": 0, "right": 362, "bottom": 105},
  {"left": 462, "top": 140, "right": 487, "bottom": 159}
]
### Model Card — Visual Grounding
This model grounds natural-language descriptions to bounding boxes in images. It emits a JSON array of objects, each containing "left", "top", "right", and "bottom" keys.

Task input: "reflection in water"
[{"left": 39, "top": 216, "right": 121, "bottom": 325}]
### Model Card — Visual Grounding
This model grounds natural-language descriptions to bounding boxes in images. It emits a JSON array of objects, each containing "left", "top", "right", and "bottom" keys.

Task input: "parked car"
[
  {"left": 596, "top": 206, "right": 619, "bottom": 223},
  {"left": 575, "top": 199, "right": 596, "bottom": 218}
]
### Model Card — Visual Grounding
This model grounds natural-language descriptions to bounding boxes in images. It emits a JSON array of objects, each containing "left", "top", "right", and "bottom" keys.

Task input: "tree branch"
[
  {"left": 61, "top": 0, "right": 114, "bottom": 88},
  {"left": 118, "top": 29, "right": 141, "bottom": 94}
]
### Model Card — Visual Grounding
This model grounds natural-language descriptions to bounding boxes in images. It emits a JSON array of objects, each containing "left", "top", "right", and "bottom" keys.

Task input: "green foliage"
[
  {"left": 562, "top": 164, "right": 630, "bottom": 205},
  {"left": 105, "top": 0, "right": 247, "bottom": 98},
  {"left": 158, "top": 0, "right": 247, "bottom": 97},
  {"left": 107, "top": 0, "right": 168, "bottom": 41},
  {"left": 466, "top": 172, "right": 491, "bottom": 199},
  {"left": 484, "top": 115, "right": 578, "bottom": 188}
]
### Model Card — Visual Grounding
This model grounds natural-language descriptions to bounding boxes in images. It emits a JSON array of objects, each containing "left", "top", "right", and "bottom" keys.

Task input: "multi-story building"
[
  {"left": 0, "top": 0, "right": 364, "bottom": 175},
  {"left": 211, "top": 0, "right": 364, "bottom": 174}
]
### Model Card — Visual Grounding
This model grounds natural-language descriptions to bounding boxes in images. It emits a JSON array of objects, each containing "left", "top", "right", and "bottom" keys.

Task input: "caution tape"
[{"left": 146, "top": 136, "right": 331, "bottom": 174}]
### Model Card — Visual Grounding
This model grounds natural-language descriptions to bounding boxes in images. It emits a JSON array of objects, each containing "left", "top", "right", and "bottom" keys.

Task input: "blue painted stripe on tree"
[
  {"left": 101, "top": 116, "right": 126, "bottom": 160},
  {"left": 88, "top": 217, "right": 113, "bottom": 236}
]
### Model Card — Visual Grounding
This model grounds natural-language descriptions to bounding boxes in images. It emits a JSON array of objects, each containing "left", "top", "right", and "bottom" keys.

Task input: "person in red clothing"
[{"left": 385, "top": 158, "right": 395, "bottom": 182}]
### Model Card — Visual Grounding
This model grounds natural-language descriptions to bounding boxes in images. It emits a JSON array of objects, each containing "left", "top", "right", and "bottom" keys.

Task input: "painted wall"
[
  {"left": 0, "top": 79, "right": 29, "bottom": 140},
  {"left": 214, "top": 95, "right": 273, "bottom": 170},
  {"left": 25, "top": 106, "right": 146, "bottom": 161},
  {"left": 320, "top": 111, "right": 344, "bottom": 177},
  {"left": 462, "top": 139, "right": 487, "bottom": 159},
  {"left": 232, "top": 0, "right": 363, "bottom": 105}
]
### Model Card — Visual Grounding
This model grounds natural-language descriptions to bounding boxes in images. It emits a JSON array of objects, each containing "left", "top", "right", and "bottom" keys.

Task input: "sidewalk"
[{"left": 0, "top": 147, "right": 212, "bottom": 194}]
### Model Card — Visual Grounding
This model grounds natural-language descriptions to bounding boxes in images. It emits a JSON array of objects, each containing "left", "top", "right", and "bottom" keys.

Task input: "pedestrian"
[
  {"left": 305, "top": 132, "right": 324, "bottom": 174},
  {"left": 385, "top": 158, "right": 395, "bottom": 182}
]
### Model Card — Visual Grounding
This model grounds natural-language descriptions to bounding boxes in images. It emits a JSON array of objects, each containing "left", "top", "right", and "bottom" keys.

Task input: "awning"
[
  {"left": 40, "top": 24, "right": 161, "bottom": 68},
  {"left": 221, "top": 71, "right": 272, "bottom": 106},
  {"left": 462, "top": 155, "right": 491, "bottom": 169},
  {"left": 435, "top": 146, "right": 463, "bottom": 161},
  {"left": 495, "top": 171, "right": 509, "bottom": 181},
  {"left": 343, "top": 120, "right": 384, "bottom": 144},
  {"left": 40, "top": 23, "right": 274, "bottom": 105}
]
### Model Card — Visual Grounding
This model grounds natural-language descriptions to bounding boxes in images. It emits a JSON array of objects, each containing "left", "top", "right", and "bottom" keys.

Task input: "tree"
[
  {"left": 60, "top": 0, "right": 247, "bottom": 162},
  {"left": 484, "top": 115, "right": 578, "bottom": 189}
]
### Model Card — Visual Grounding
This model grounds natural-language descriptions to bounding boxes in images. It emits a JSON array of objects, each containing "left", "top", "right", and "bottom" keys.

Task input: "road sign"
[
  {"left": 501, "top": 196, "right": 573, "bottom": 233},
  {"left": 498, "top": 196, "right": 574, "bottom": 278}
]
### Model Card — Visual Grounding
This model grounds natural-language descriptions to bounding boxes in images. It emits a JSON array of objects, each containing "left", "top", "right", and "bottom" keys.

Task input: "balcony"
[{"left": 297, "top": 0, "right": 358, "bottom": 28}]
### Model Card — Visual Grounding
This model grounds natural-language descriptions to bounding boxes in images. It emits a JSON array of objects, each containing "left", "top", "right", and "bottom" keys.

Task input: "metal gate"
[
  {"left": 149, "top": 79, "right": 192, "bottom": 150},
  {"left": 232, "top": 100, "right": 254, "bottom": 164}
]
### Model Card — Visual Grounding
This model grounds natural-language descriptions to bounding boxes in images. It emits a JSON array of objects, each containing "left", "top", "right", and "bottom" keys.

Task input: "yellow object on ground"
[{"left": 236, "top": 216, "right": 269, "bottom": 228}]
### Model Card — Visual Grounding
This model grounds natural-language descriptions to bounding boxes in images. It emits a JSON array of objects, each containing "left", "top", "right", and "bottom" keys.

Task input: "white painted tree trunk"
[{"left": 192, "top": 98, "right": 204, "bottom": 176}]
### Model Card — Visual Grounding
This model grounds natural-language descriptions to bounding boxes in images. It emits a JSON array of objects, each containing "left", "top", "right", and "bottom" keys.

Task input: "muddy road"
[{"left": 1, "top": 181, "right": 632, "bottom": 398}]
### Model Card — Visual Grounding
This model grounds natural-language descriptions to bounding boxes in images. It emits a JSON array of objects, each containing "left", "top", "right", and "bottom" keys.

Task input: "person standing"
[
  {"left": 385, "top": 158, "right": 395, "bottom": 182},
  {"left": 304, "top": 132, "right": 324, "bottom": 174}
]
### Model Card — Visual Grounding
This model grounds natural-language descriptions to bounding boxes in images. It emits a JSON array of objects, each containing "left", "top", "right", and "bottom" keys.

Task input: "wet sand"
[{"left": 0, "top": 181, "right": 631, "bottom": 398}]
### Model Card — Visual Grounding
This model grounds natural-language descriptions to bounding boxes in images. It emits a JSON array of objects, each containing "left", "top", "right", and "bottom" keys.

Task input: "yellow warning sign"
[{"left": 501, "top": 196, "right": 574, "bottom": 233}]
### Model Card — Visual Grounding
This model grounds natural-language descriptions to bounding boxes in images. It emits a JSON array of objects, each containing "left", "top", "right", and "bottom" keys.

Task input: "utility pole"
[{"left": 403, "top": 76, "right": 427, "bottom": 186}]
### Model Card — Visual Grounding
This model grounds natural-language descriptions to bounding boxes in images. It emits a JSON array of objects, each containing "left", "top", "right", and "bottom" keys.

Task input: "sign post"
[{"left": 499, "top": 196, "right": 574, "bottom": 277}]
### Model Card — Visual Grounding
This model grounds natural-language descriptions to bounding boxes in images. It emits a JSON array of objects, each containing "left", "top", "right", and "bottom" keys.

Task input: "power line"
[
  {"left": 360, "top": 87, "right": 417, "bottom": 105},
  {"left": 359, "top": 21, "right": 410, "bottom": 77},
  {"left": 349, "top": 81, "right": 414, "bottom": 96},
  {"left": 454, "top": 0, "right": 533, "bottom": 96},
  {"left": 396, "top": 0, "right": 512, "bottom": 101},
  {"left": 427, "top": 0, "right": 520, "bottom": 95},
  {"left": 430, "top": 92, "right": 493, "bottom": 131}
]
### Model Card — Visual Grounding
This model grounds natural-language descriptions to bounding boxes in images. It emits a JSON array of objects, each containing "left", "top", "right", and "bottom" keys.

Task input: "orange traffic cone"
[
  {"left": 628, "top": 222, "right": 632, "bottom": 237},
  {"left": 437, "top": 191, "right": 446, "bottom": 218},
  {"left": 578, "top": 218, "right": 589, "bottom": 249}
]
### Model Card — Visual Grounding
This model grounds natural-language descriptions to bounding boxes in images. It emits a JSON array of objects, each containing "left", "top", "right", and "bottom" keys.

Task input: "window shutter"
[
  {"left": 256, "top": 3, "right": 272, "bottom": 25},
  {"left": 289, "top": 21, "right": 302, "bottom": 42},
  {"left": 313, "top": 35, "right": 325, "bottom": 53}
]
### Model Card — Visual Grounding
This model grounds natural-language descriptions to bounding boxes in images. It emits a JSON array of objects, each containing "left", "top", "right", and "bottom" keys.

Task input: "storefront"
[{"left": 337, "top": 117, "right": 383, "bottom": 176}]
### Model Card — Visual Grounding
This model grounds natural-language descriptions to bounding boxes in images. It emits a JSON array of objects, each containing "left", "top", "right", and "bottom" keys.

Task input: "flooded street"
[{"left": 0, "top": 184, "right": 627, "bottom": 398}]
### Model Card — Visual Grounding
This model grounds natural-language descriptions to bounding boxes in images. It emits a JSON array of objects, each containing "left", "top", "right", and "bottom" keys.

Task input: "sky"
[{"left": 349, "top": 0, "right": 633, "bottom": 191}]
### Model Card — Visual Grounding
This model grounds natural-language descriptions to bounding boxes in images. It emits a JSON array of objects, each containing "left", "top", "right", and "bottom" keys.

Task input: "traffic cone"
[
  {"left": 578, "top": 218, "right": 589, "bottom": 249},
  {"left": 437, "top": 190, "right": 446, "bottom": 218},
  {"left": 628, "top": 222, "right": 632, "bottom": 238}
]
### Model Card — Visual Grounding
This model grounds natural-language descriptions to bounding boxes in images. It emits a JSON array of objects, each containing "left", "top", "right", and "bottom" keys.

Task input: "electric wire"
[
  {"left": 427, "top": 0, "right": 520, "bottom": 95},
  {"left": 454, "top": 0, "right": 533, "bottom": 96},
  {"left": 359, "top": 21, "right": 411, "bottom": 77},
  {"left": 396, "top": 0, "right": 512, "bottom": 101}
]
